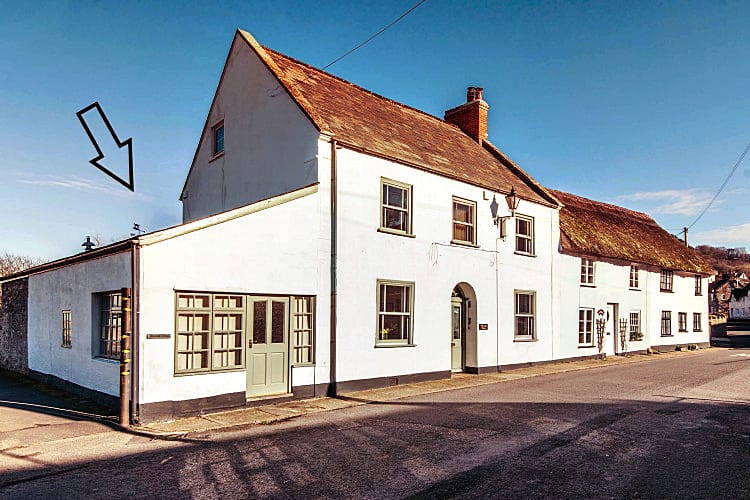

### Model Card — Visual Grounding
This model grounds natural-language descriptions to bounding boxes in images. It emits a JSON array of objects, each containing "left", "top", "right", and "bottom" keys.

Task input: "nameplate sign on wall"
[
  {"left": 479, "top": 323, "right": 489, "bottom": 331},
  {"left": 146, "top": 333, "right": 171, "bottom": 340}
]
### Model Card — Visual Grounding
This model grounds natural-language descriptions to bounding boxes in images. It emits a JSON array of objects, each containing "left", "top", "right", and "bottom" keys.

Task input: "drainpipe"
[
  {"left": 495, "top": 230, "right": 502, "bottom": 372},
  {"left": 328, "top": 139, "right": 338, "bottom": 396},
  {"left": 119, "top": 286, "right": 132, "bottom": 427},
  {"left": 130, "top": 241, "right": 140, "bottom": 425}
]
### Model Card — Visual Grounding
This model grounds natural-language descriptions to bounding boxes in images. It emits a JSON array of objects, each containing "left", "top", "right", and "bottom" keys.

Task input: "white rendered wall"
[
  {"left": 333, "top": 147, "right": 559, "bottom": 383},
  {"left": 648, "top": 271, "right": 709, "bottom": 345},
  {"left": 181, "top": 34, "right": 320, "bottom": 222},
  {"left": 557, "top": 255, "right": 651, "bottom": 358},
  {"left": 558, "top": 256, "right": 709, "bottom": 355},
  {"left": 137, "top": 185, "right": 330, "bottom": 405},
  {"left": 27, "top": 252, "right": 131, "bottom": 396}
]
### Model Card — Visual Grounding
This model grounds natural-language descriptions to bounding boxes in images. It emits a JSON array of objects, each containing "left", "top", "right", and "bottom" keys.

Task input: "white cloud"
[
  {"left": 616, "top": 189, "right": 716, "bottom": 216},
  {"left": 17, "top": 174, "right": 146, "bottom": 199},
  {"left": 692, "top": 223, "right": 750, "bottom": 247}
]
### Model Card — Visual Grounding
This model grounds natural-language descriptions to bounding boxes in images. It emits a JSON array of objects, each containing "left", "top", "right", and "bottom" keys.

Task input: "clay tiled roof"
[
  {"left": 238, "top": 30, "right": 557, "bottom": 207},
  {"left": 550, "top": 190, "right": 713, "bottom": 274}
]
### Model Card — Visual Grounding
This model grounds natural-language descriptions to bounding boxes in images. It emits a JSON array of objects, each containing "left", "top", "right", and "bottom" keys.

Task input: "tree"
[{"left": 0, "top": 252, "right": 44, "bottom": 277}]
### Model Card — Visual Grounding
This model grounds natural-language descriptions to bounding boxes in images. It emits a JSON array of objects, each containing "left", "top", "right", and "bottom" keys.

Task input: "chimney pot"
[{"left": 467, "top": 87, "right": 483, "bottom": 102}]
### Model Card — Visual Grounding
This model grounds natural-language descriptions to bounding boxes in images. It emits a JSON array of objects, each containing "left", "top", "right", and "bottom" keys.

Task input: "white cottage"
[
  {"left": 729, "top": 285, "right": 750, "bottom": 319},
  {"left": 0, "top": 30, "right": 712, "bottom": 423}
]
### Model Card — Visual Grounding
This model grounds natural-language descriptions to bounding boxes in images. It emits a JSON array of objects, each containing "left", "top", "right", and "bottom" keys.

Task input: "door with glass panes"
[{"left": 247, "top": 297, "right": 289, "bottom": 397}]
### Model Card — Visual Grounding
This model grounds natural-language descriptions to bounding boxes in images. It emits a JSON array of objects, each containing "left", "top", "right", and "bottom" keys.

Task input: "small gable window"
[
  {"left": 213, "top": 121, "right": 224, "bottom": 156},
  {"left": 580, "top": 258, "right": 595, "bottom": 285}
]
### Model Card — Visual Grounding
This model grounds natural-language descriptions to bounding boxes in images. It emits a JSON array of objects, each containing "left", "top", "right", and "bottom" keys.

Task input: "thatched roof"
[{"left": 551, "top": 190, "right": 713, "bottom": 274}]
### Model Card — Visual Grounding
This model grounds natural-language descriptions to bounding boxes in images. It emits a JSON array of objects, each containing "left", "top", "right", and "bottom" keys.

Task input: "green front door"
[
  {"left": 451, "top": 296, "right": 463, "bottom": 372},
  {"left": 247, "top": 297, "right": 290, "bottom": 398}
]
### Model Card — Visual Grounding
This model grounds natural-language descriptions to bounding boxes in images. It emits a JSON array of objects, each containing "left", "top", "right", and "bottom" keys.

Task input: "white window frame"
[
  {"left": 376, "top": 280, "right": 415, "bottom": 346},
  {"left": 693, "top": 312, "right": 702, "bottom": 332},
  {"left": 695, "top": 275, "right": 702, "bottom": 296},
  {"left": 629, "top": 311, "right": 642, "bottom": 341},
  {"left": 62, "top": 310, "right": 72, "bottom": 348},
  {"left": 514, "top": 290, "right": 536, "bottom": 341},
  {"left": 451, "top": 197, "right": 477, "bottom": 245},
  {"left": 515, "top": 215, "right": 535, "bottom": 255},
  {"left": 380, "top": 178, "right": 413, "bottom": 236},
  {"left": 292, "top": 296, "right": 315, "bottom": 366},
  {"left": 629, "top": 265, "right": 639, "bottom": 289},
  {"left": 580, "top": 258, "right": 595, "bottom": 285},
  {"left": 97, "top": 292, "right": 122, "bottom": 360},
  {"left": 678, "top": 312, "right": 688, "bottom": 332},
  {"left": 578, "top": 308, "right": 594, "bottom": 346}
]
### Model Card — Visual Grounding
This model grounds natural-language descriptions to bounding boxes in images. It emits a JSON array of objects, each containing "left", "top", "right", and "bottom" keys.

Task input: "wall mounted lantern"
[{"left": 491, "top": 187, "right": 521, "bottom": 239}]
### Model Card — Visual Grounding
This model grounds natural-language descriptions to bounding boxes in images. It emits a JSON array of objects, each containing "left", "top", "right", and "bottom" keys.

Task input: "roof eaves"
[{"left": 0, "top": 240, "right": 133, "bottom": 282}]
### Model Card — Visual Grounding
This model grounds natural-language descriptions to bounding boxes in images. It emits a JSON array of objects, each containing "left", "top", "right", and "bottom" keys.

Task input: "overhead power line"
[
  {"left": 277, "top": 0, "right": 428, "bottom": 93},
  {"left": 685, "top": 138, "right": 750, "bottom": 231}
]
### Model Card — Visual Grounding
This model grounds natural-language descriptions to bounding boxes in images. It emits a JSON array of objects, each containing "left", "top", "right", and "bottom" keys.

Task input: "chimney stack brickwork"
[{"left": 445, "top": 86, "right": 489, "bottom": 144}]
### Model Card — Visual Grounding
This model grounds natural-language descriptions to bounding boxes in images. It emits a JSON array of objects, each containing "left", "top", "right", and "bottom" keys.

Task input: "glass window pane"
[
  {"left": 253, "top": 302, "right": 267, "bottom": 344},
  {"left": 271, "top": 301, "right": 285, "bottom": 343}
]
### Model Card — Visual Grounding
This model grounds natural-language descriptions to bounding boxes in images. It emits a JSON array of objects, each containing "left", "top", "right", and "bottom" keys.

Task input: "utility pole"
[{"left": 683, "top": 226, "right": 689, "bottom": 247}]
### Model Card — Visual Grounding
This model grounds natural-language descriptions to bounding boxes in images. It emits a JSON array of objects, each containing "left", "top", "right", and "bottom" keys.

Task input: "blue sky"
[{"left": 1, "top": 0, "right": 748, "bottom": 261}]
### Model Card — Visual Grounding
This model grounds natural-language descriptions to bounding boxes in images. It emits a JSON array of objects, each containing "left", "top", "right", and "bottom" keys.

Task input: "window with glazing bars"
[
  {"left": 693, "top": 312, "right": 702, "bottom": 331},
  {"left": 629, "top": 311, "right": 642, "bottom": 341},
  {"left": 452, "top": 197, "right": 476, "bottom": 244},
  {"left": 213, "top": 122, "right": 224, "bottom": 155},
  {"left": 514, "top": 291, "right": 536, "bottom": 340},
  {"left": 695, "top": 275, "right": 702, "bottom": 295},
  {"left": 377, "top": 281, "right": 413, "bottom": 344},
  {"left": 578, "top": 308, "right": 594, "bottom": 345},
  {"left": 380, "top": 179, "right": 412, "bottom": 234},
  {"left": 515, "top": 215, "right": 534, "bottom": 254},
  {"left": 678, "top": 312, "right": 687, "bottom": 332},
  {"left": 660, "top": 269, "right": 673, "bottom": 292},
  {"left": 99, "top": 292, "right": 121, "bottom": 359},
  {"left": 661, "top": 310, "right": 672, "bottom": 336},
  {"left": 175, "top": 293, "right": 244, "bottom": 373},
  {"left": 292, "top": 297, "right": 315, "bottom": 366},
  {"left": 629, "top": 265, "right": 639, "bottom": 288},
  {"left": 61, "top": 310, "right": 72, "bottom": 348},
  {"left": 581, "top": 258, "right": 595, "bottom": 285}
]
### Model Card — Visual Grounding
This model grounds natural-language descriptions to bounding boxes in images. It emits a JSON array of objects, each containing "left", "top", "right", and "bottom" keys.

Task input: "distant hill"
[{"left": 695, "top": 245, "right": 750, "bottom": 276}]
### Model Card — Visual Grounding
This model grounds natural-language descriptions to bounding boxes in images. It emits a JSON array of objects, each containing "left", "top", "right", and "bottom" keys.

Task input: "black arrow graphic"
[{"left": 76, "top": 102, "right": 134, "bottom": 192}]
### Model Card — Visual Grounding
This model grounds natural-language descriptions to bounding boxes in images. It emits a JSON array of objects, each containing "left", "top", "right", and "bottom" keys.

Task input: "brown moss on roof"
[
  {"left": 236, "top": 30, "right": 557, "bottom": 207},
  {"left": 550, "top": 189, "right": 713, "bottom": 274}
]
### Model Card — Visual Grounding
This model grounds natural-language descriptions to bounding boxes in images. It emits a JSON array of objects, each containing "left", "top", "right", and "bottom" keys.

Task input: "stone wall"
[{"left": 0, "top": 278, "right": 29, "bottom": 373}]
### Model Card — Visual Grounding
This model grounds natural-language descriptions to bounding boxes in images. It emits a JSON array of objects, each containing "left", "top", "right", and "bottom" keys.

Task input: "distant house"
[
  {"left": 729, "top": 284, "right": 750, "bottom": 320},
  {"left": 709, "top": 274, "right": 747, "bottom": 316},
  {"left": 0, "top": 29, "right": 713, "bottom": 424}
]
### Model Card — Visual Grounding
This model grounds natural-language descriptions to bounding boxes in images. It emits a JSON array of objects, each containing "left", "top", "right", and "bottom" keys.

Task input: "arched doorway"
[{"left": 451, "top": 283, "right": 478, "bottom": 373}]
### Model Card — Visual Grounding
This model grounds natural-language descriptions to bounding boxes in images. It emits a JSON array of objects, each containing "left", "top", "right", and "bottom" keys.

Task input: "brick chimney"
[{"left": 444, "top": 87, "right": 489, "bottom": 144}]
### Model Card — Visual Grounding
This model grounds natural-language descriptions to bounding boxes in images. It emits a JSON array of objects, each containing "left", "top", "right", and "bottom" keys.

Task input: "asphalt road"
[{"left": 2, "top": 348, "right": 749, "bottom": 499}]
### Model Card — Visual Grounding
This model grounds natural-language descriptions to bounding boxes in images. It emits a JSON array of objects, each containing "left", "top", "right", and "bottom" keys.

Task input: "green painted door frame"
[{"left": 247, "top": 297, "right": 290, "bottom": 398}]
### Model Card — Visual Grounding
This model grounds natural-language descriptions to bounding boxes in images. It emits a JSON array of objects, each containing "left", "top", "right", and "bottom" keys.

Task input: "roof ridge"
[
  {"left": 262, "top": 46, "right": 458, "bottom": 130},
  {"left": 550, "top": 189, "right": 653, "bottom": 221}
]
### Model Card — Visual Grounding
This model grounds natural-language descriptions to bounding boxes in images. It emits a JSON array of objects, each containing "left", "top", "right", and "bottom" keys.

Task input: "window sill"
[
  {"left": 450, "top": 240, "right": 479, "bottom": 248},
  {"left": 377, "top": 228, "right": 416, "bottom": 238},
  {"left": 678, "top": 329, "right": 688, "bottom": 333},
  {"left": 61, "top": 344, "right": 72, "bottom": 349},
  {"left": 660, "top": 290, "right": 674, "bottom": 293},
  {"left": 514, "top": 251, "right": 536, "bottom": 258},
  {"left": 174, "top": 367, "right": 245, "bottom": 377},
  {"left": 513, "top": 338, "right": 537, "bottom": 342},
  {"left": 693, "top": 330, "right": 702, "bottom": 333},
  {"left": 209, "top": 151, "right": 225, "bottom": 163},
  {"left": 629, "top": 288, "right": 641, "bottom": 291},
  {"left": 578, "top": 345, "right": 596, "bottom": 349},
  {"left": 660, "top": 334, "right": 674, "bottom": 337},
  {"left": 580, "top": 283, "right": 596, "bottom": 288},
  {"left": 374, "top": 343, "right": 416, "bottom": 348}
]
